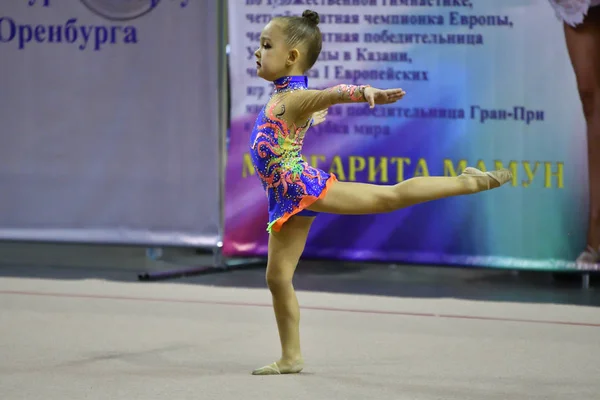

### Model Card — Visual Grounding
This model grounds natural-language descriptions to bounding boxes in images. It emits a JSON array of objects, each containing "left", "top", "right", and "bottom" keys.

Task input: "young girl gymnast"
[{"left": 249, "top": 9, "right": 512, "bottom": 375}]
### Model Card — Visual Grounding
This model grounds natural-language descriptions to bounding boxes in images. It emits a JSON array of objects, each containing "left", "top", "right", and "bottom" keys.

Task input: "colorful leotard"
[{"left": 249, "top": 75, "right": 341, "bottom": 233}]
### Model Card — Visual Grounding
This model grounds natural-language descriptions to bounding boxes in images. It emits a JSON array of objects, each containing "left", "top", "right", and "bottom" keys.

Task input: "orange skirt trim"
[{"left": 267, "top": 174, "right": 338, "bottom": 233}]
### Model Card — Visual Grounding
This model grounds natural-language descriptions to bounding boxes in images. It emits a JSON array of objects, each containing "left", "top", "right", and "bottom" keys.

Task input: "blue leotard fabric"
[{"left": 248, "top": 75, "right": 337, "bottom": 233}]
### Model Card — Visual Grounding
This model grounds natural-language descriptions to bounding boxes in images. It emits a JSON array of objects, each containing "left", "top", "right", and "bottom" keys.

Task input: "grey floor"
[{"left": 1, "top": 242, "right": 599, "bottom": 399}]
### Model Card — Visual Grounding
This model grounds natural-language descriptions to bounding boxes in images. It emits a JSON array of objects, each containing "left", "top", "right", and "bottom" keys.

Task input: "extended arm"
[
  {"left": 290, "top": 84, "right": 369, "bottom": 117},
  {"left": 285, "top": 84, "right": 405, "bottom": 120}
]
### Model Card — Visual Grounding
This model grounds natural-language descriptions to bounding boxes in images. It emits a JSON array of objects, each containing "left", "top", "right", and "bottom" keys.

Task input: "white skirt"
[{"left": 548, "top": 0, "right": 600, "bottom": 26}]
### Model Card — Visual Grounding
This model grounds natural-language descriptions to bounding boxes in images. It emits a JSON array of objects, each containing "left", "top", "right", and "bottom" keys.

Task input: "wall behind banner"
[
  {"left": 224, "top": 0, "right": 589, "bottom": 270},
  {"left": 0, "top": 0, "right": 222, "bottom": 247}
]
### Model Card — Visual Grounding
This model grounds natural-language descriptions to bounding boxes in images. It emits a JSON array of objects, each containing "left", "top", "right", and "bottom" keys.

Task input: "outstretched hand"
[{"left": 364, "top": 87, "right": 406, "bottom": 108}]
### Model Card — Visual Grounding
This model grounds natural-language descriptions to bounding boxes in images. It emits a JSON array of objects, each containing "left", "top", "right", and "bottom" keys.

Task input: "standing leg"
[
  {"left": 252, "top": 215, "right": 314, "bottom": 375},
  {"left": 307, "top": 167, "right": 512, "bottom": 215},
  {"left": 564, "top": 9, "right": 600, "bottom": 261}
]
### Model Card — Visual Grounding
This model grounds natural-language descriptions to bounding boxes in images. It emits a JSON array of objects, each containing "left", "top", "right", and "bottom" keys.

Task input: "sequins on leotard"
[{"left": 249, "top": 75, "right": 337, "bottom": 233}]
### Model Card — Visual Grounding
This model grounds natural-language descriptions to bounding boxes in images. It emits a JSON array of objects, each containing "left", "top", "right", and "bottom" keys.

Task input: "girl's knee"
[
  {"left": 578, "top": 88, "right": 596, "bottom": 120},
  {"left": 378, "top": 187, "right": 400, "bottom": 212},
  {"left": 266, "top": 269, "right": 293, "bottom": 293},
  {"left": 576, "top": 84, "right": 600, "bottom": 122}
]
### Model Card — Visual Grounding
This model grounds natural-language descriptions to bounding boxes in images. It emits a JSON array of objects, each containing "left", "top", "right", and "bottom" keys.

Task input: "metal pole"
[
  {"left": 138, "top": 0, "right": 265, "bottom": 282},
  {"left": 217, "top": 0, "right": 228, "bottom": 260},
  {"left": 582, "top": 273, "right": 590, "bottom": 289}
]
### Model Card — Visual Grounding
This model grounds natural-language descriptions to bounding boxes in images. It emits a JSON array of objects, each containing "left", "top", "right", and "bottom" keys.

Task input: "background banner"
[
  {"left": 225, "top": 0, "right": 589, "bottom": 270},
  {"left": 0, "top": 0, "right": 221, "bottom": 247}
]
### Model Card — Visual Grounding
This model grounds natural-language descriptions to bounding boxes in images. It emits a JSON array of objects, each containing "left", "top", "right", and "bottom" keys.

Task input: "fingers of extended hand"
[{"left": 387, "top": 88, "right": 405, "bottom": 97}]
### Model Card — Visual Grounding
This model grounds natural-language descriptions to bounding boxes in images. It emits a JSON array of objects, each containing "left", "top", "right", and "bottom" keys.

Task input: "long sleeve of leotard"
[{"left": 286, "top": 84, "right": 370, "bottom": 117}]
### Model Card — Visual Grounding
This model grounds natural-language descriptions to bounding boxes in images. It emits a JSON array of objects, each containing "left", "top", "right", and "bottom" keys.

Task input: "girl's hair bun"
[{"left": 302, "top": 10, "right": 320, "bottom": 26}]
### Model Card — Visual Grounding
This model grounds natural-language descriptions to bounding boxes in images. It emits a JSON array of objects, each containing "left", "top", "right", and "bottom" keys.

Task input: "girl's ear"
[{"left": 287, "top": 48, "right": 300, "bottom": 66}]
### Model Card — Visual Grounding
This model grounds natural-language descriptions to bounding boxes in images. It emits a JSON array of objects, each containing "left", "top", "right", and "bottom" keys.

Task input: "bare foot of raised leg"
[{"left": 459, "top": 167, "right": 513, "bottom": 192}]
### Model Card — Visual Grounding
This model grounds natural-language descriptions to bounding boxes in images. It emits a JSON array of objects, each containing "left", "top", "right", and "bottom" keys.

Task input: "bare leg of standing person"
[
  {"left": 252, "top": 215, "right": 314, "bottom": 375},
  {"left": 564, "top": 8, "right": 600, "bottom": 262}
]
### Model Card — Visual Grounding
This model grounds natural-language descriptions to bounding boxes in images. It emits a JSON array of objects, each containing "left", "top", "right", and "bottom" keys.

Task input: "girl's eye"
[{"left": 263, "top": 44, "right": 271, "bottom": 49}]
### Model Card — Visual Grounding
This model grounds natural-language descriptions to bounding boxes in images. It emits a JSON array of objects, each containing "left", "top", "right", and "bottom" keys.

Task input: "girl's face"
[{"left": 255, "top": 22, "right": 295, "bottom": 81}]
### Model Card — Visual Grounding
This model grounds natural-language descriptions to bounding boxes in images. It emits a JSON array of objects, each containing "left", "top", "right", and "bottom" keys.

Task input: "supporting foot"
[
  {"left": 251, "top": 359, "right": 304, "bottom": 375},
  {"left": 576, "top": 246, "right": 600, "bottom": 276},
  {"left": 576, "top": 246, "right": 599, "bottom": 264}
]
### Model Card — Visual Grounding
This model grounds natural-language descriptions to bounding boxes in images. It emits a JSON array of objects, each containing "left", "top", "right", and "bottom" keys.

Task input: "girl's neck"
[{"left": 273, "top": 75, "right": 308, "bottom": 94}]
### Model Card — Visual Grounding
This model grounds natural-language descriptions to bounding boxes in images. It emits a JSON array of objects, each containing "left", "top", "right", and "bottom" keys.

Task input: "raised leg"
[
  {"left": 564, "top": 9, "right": 600, "bottom": 261},
  {"left": 307, "top": 167, "right": 512, "bottom": 215},
  {"left": 252, "top": 215, "right": 314, "bottom": 375}
]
